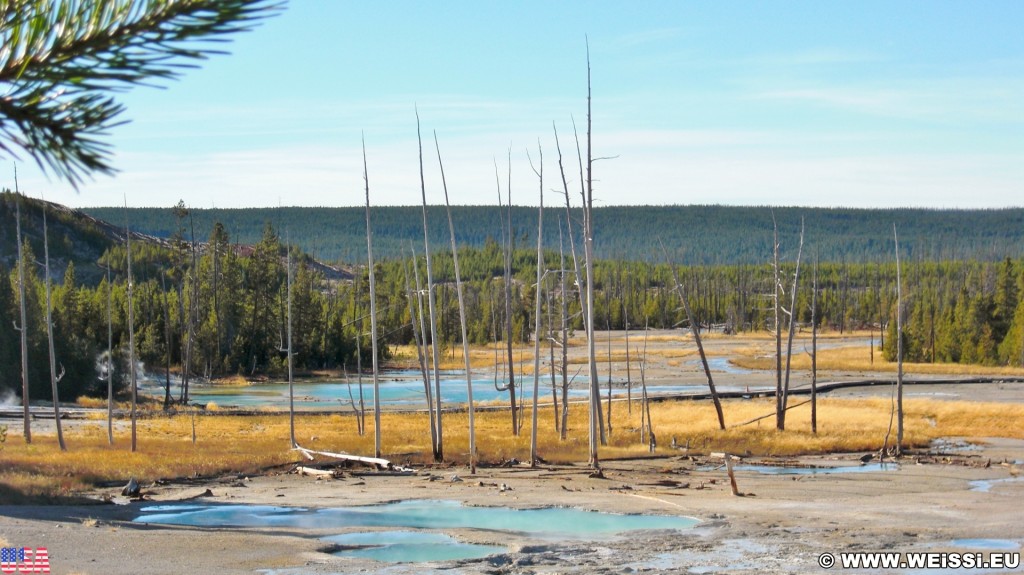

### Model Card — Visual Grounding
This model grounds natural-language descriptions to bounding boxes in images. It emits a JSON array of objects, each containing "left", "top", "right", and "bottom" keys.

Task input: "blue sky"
[{"left": 12, "top": 1, "right": 1024, "bottom": 209}]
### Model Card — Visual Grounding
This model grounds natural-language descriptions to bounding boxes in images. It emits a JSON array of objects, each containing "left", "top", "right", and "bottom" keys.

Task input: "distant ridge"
[{"left": 81, "top": 204, "right": 1024, "bottom": 265}]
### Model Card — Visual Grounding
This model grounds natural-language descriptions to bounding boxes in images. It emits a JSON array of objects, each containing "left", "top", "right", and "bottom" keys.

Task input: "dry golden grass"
[
  {"left": 3, "top": 395, "right": 1023, "bottom": 502},
  {"left": 211, "top": 374, "right": 252, "bottom": 386},
  {"left": 76, "top": 396, "right": 108, "bottom": 409},
  {"left": 733, "top": 344, "right": 1024, "bottom": 377},
  {"left": 389, "top": 344, "right": 526, "bottom": 371}
]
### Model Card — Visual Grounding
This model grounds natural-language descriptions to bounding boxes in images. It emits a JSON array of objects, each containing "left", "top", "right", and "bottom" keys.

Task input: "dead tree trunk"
[
  {"left": 496, "top": 156, "right": 518, "bottom": 434},
  {"left": 416, "top": 113, "right": 443, "bottom": 461},
  {"left": 548, "top": 282, "right": 559, "bottom": 432},
  {"left": 606, "top": 315, "right": 613, "bottom": 437},
  {"left": 894, "top": 223, "right": 904, "bottom": 456},
  {"left": 409, "top": 245, "right": 437, "bottom": 448},
  {"left": 353, "top": 281, "right": 366, "bottom": 435},
  {"left": 558, "top": 220, "right": 570, "bottom": 439},
  {"left": 781, "top": 218, "right": 805, "bottom": 426},
  {"left": 125, "top": 200, "right": 138, "bottom": 452},
  {"left": 435, "top": 132, "right": 476, "bottom": 473},
  {"left": 528, "top": 142, "right": 544, "bottom": 467},
  {"left": 625, "top": 300, "right": 631, "bottom": 416},
  {"left": 41, "top": 201, "right": 65, "bottom": 451},
  {"left": 771, "top": 217, "right": 783, "bottom": 427},
  {"left": 668, "top": 260, "right": 725, "bottom": 430},
  {"left": 13, "top": 190, "right": 31, "bottom": 443},
  {"left": 810, "top": 257, "right": 819, "bottom": 434},
  {"left": 182, "top": 212, "right": 200, "bottom": 404},
  {"left": 582, "top": 42, "right": 603, "bottom": 465},
  {"left": 285, "top": 237, "right": 296, "bottom": 447},
  {"left": 362, "top": 136, "right": 383, "bottom": 459},
  {"left": 105, "top": 256, "right": 114, "bottom": 445},
  {"left": 160, "top": 274, "right": 172, "bottom": 410}
]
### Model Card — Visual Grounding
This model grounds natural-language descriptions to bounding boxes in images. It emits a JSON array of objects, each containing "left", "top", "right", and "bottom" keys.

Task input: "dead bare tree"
[
  {"left": 558, "top": 220, "right": 570, "bottom": 439},
  {"left": 125, "top": 199, "right": 138, "bottom": 452},
  {"left": 640, "top": 318, "right": 654, "bottom": 451},
  {"left": 810, "top": 256, "right": 819, "bottom": 434},
  {"left": 624, "top": 300, "right": 631, "bottom": 415},
  {"left": 780, "top": 218, "right": 805, "bottom": 429},
  {"left": 494, "top": 156, "right": 519, "bottom": 434},
  {"left": 582, "top": 41, "right": 602, "bottom": 466},
  {"left": 181, "top": 210, "right": 200, "bottom": 404},
  {"left": 284, "top": 234, "right": 295, "bottom": 447},
  {"left": 547, "top": 280, "right": 559, "bottom": 432},
  {"left": 416, "top": 112, "right": 443, "bottom": 461},
  {"left": 435, "top": 132, "right": 476, "bottom": 473},
  {"left": 105, "top": 249, "right": 114, "bottom": 445},
  {"left": 160, "top": 274, "right": 172, "bottom": 410},
  {"left": 527, "top": 142, "right": 544, "bottom": 466},
  {"left": 353, "top": 278, "right": 366, "bottom": 435},
  {"left": 771, "top": 211, "right": 783, "bottom": 430},
  {"left": 409, "top": 244, "right": 437, "bottom": 448},
  {"left": 552, "top": 123, "right": 587, "bottom": 333},
  {"left": 894, "top": 223, "right": 904, "bottom": 455},
  {"left": 666, "top": 256, "right": 725, "bottom": 430},
  {"left": 606, "top": 315, "right": 613, "bottom": 437},
  {"left": 41, "top": 199, "right": 65, "bottom": 450},
  {"left": 12, "top": 184, "right": 31, "bottom": 443},
  {"left": 362, "top": 135, "right": 382, "bottom": 459}
]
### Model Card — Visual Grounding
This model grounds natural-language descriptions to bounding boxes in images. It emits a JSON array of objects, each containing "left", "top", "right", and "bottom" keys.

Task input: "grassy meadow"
[{"left": 3, "top": 395, "right": 1023, "bottom": 503}]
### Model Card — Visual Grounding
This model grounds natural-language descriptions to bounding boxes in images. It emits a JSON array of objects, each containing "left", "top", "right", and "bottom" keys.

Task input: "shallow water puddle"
[
  {"left": 137, "top": 499, "right": 697, "bottom": 564},
  {"left": 728, "top": 462, "right": 898, "bottom": 475},
  {"left": 323, "top": 530, "right": 504, "bottom": 562},
  {"left": 968, "top": 476, "right": 1024, "bottom": 492},
  {"left": 137, "top": 499, "right": 697, "bottom": 536},
  {"left": 950, "top": 539, "right": 1020, "bottom": 551}
]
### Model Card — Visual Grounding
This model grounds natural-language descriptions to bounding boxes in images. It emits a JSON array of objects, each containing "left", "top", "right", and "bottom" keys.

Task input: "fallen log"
[
  {"left": 293, "top": 445, "right": 392, "bottom": 470},
  {"left": 296, "top": 466, "right": 336, "bottom": 478}
]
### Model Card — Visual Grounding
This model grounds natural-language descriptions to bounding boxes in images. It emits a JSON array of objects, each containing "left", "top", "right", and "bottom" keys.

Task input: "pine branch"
[{"left": 0, "top": 0, "right": 282, "bottom": 186}]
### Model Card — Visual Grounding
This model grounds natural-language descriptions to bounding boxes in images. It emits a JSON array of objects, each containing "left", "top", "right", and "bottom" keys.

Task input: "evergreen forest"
[{"left": 2, "top": 191, "right": 1024, "bottom": 404}]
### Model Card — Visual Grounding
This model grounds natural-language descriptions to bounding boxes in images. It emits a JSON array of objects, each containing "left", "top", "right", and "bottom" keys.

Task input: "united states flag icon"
[{"left": 0, "top": 547, "right": 50, "bottom": 574}]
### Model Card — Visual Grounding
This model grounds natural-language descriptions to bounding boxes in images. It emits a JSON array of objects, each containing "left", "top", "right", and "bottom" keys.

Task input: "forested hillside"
[
  {"left": 83, "top": 205, "right": 1024, "bottom": 266},
  {"left": 3, "top": 193, "right": 1024, "bottom": 406}
]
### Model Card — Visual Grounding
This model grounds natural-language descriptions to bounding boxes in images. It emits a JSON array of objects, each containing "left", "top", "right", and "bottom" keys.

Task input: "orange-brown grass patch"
[
  {"left": 76, "top": 396, "right": 108, "bottom": 409},
  {"left": 733, "top": 344, "right": 1024, "bottom": 377},
  {"left": 3, "top": 397, "right": 1022, "bottom": 502},
  {"left": 211, "top": 374, "right": 252, "bottom": 386},
  {"left": 389, "top": 344, "right": 520, "bottom": 371}
]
